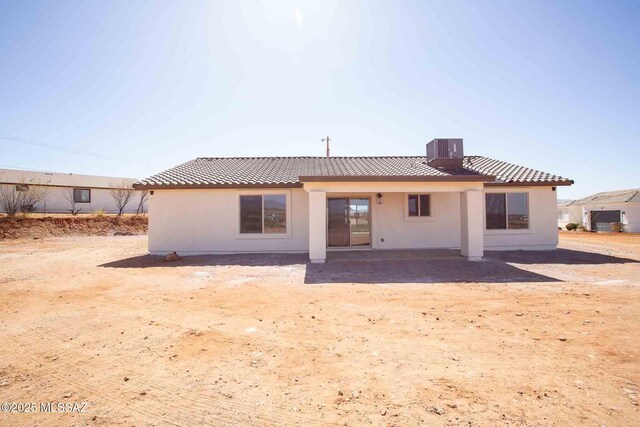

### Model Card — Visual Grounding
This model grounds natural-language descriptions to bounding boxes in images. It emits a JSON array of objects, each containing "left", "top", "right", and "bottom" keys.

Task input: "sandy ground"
[
  {"left": 0, "top": 215, "right": 147, "bottom": 239},
  {"left": 0, "top": 233, "right": 638, "bottom": 426}
]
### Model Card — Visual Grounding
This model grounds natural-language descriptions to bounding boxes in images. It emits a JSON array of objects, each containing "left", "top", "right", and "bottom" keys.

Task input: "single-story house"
[
  {"left": 135, "top": 138, "right": 573, "bottom": 262},
  {"left": 558, "top": 189, "right": 640, "bottom": 232},
  {"left": 557, "top": 200, "right": 582, "bottom": 229},
  {"left": 0, "top": 168, "right": 146, "bottom": 214}
]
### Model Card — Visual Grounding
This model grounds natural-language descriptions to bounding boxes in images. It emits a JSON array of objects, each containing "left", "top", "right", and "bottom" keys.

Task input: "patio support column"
[
  {"left": 308, "top": 191, "right": 327, "bottom": 263},
  {"left": 460, "top": 190, "right": 484, "bottom": 260}
]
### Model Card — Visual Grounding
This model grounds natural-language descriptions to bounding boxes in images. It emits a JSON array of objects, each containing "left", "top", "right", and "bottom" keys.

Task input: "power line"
[
  {"left": 0, "top": 132, "right": 130, "bottom": 163},
  {"left": 0, "top": 164, "right": 53, "bottom": 172}
]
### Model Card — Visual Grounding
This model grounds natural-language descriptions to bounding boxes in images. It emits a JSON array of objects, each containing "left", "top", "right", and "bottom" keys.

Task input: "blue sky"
[{"left": 0, "top": 0, "right": 638, "bottom": 199}]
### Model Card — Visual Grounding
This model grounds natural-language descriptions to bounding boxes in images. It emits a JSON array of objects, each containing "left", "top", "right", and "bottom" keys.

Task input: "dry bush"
[
  {"left": 0, "top": 180, "right": 49, "bottom": 217},
  {"left": 109, "top": 182, "right": 135, "bottom": 216},
  {"left": 62, "top": 187, "right": 82, "bottom": 216},
  {"left": 135, "top": 190, "right": 148, "bottom": 215}
]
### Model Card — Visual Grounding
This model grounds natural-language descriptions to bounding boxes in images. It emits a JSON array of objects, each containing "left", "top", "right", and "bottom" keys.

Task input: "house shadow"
[
  {"left": 303, "top": 258, "right": 560, "bottom": 285},
  {"left": 100, "top": 253, "right": 560, "bottom": 284},
  {"left": 99, "top": 248, "right": 637, "bottom": 285},
  {"left": 98, "top": 253, "right": 309, "bottom": 268},
  {"left": 303, "top": 247, "right": 639, "bottom": 284},
  {"left": 485, "top": 249, "right": 639, "bottom": 265}
]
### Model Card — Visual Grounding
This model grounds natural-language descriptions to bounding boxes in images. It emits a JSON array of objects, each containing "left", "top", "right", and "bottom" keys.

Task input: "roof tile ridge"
[{"left": 195, "top": 155, "right": 427, "bottom": 160}]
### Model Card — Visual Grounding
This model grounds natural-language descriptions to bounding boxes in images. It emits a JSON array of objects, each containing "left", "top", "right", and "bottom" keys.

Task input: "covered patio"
[{"left": 302, "top": 179, "right": 488, "bottom": 263}]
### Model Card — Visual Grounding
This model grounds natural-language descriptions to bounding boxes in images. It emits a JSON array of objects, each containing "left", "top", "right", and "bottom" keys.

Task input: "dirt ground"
[
  {"left": 0, "top": 215, "right": 147, "bottom": 240},
  {"left": 0, "top": 233, "right": 638, "bottom": 426}
]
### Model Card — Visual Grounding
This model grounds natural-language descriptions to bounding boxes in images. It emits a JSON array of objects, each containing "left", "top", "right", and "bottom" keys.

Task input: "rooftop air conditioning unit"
[{"left": 426, "top": 138, "right": 464, "bottom": 169}]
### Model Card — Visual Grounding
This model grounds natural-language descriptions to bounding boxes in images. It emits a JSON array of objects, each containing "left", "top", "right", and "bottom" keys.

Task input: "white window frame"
[
  {"left": 484, "top": 190, "right": 531, "bottom": 234},
  {"left": 403, "top": 193, "right": 434, "bottom": 222},
  {"left": 235, "top": 189, "right": 292, "bottom": 239}
]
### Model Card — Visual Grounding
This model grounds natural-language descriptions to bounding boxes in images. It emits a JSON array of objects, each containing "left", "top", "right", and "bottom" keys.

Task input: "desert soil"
[
  {"left": 0, "top": 215, "right": 147, "bottom": 240},
  {"left": 0, "top": 232, "right": 638, "bottom": 426}
]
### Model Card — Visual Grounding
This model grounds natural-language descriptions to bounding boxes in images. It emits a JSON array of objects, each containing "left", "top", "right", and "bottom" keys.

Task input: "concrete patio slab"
[{"left": 326, "top": 248, "right": 463, "bottom": 261}]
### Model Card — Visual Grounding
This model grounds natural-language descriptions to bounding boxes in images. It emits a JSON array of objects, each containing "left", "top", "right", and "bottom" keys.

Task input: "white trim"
[
  {"left": 234, "top": 189, "right": 292, "bottom": 239},
  {"left": 150, "top": 249, "right": 306, "bottom": 256},
  {"left": 403, "top": 193, "right": 435, "bottom": 222}
]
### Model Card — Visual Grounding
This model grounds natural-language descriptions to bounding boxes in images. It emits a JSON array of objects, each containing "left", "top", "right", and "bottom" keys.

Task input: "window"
[
  {"left": 73, "top": 188, "right": 91, "bottom": 203},
  {"left": 507, "top": 193, "right": 529, "bottom": 229},
  {"left": 264, "top": 195, "right": 287, "bottom": 233},
  {"left": 408, "top": 194, "right": 431, "bottom": 217},
  {"left": 485, "top": 193, "right": 529, "bottom": 230},
  {"left": 557, "top": 210, "right": 568, "bottom": 221},
  {"left": 485, "top": 193, "right": 506, "bottom": 229},
  {"left": 240, "top": 194, "right": 286, "bottom": 234},
  {"left": 15, "top": 184, "right": 29, "bottom": 192}
]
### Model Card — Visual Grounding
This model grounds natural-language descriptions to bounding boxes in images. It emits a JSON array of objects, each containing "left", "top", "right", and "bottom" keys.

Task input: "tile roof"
[
  {"left": 575, "top": 189, "right": 640, "bottom": 205},
  {"left": 136, "top": 156, "right": 573, "bottom": 188},
  {"left": 463, "top": 156, "right": 570, "bottom": 185}
]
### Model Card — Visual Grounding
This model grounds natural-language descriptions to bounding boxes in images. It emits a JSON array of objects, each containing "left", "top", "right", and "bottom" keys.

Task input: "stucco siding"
[
  {"left": 557, "top": 204, "right": 582, "bottom": 229},
  {"left": 0, "top": 184, "right": 146, "bottom": 214},
  {"left": 582, "top": 202, "right": 640, "bottom": 232},
  {"left": 371, "top": 192, "right": 461, "bottom": 249},
  {"left": 483, "top": 186, "right": 558, "bottom": 250},
  {"left": 148, "top": 188, "right": 309, "bottom": 254},
  {"left": 147, "top": 186, "right": 560, "bottom": 255}
]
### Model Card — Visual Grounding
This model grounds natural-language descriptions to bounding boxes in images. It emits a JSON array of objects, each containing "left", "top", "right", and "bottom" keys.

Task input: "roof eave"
[
  {"left": 484, "top": 179, "right": 574, "bottom": 187},
  {"left": 298, "top": 175, "right": 496, "bottom": 183},
  {"left": 133, "top": 182, "right": 302, "bottom": 190}
]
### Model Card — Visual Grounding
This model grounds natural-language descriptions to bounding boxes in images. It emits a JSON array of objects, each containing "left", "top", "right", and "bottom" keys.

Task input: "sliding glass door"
[
  {"left": 327, "top": 197, "right": 370, "bottom": 247},
  {"left": 327, "top": 198, "right": 350, "bottom": 247}
]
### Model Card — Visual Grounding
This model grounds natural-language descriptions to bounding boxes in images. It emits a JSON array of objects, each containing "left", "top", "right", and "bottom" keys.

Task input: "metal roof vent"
[{"left": 426, "top": 138, "right": 464, "bottom": 169}]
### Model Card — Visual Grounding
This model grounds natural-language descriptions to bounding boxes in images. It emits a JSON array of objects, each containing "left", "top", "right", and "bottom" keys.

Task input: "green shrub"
[{"left": 565, "top": 223, "right": 578, "bottom": 231}]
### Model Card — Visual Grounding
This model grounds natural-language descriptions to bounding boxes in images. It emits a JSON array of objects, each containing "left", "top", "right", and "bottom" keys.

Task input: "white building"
[
  {"left": 557, "top": 200, "right": 582, "bottom": 229},
  {"left": 136, "top": 139, "right": 573, "bottom": 262},
  {"left": 558, "top": 189, "right": 640, "bottom": 232},
  {"left": 0, "top": 168, "right": 146, "bottom": 214}
]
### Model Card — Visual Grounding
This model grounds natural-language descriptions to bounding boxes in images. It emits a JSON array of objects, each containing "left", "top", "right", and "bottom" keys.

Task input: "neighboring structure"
[
  {"left": 557, "top": 200, "right": 582, "bottom": 230},
  {"left": 0, "top": 168, "right": 146, "bottom": 214},
  {"left": 558, "top": 189, "right": 640, "bottom": 232},
  {"left": 136, "top": 138, "right": 573, "bottom": 262}
]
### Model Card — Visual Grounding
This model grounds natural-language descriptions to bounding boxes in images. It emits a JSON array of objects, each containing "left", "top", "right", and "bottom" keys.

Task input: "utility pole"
[{"left": 322, "top": 136, "right": 331, "bottom": 157}]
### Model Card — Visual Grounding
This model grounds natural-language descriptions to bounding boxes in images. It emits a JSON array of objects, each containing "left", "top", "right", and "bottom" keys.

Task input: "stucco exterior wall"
[
  {"left": 148, "top": 189, "right": 467, "bottom": 255},
  {"left": 148, "top": 188, "right": 310, "bottom": 255},
  {"left": 483, "top": 186, "right": 558, "bottom": 250},
  {"left": 147, "top": 185, "right": 560, "bottom": 255},
  {"left": 557, "top": 204, "right": 582, "bottom": 229},
  {"left": 371, "top": 192, "right": 462, "bottom": 249},
  {"left": 0, "top": 184, "right": 146, "bottom": 214},
  {"left": 582, "top": 202, "right": 640, "bottom": 232}
]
